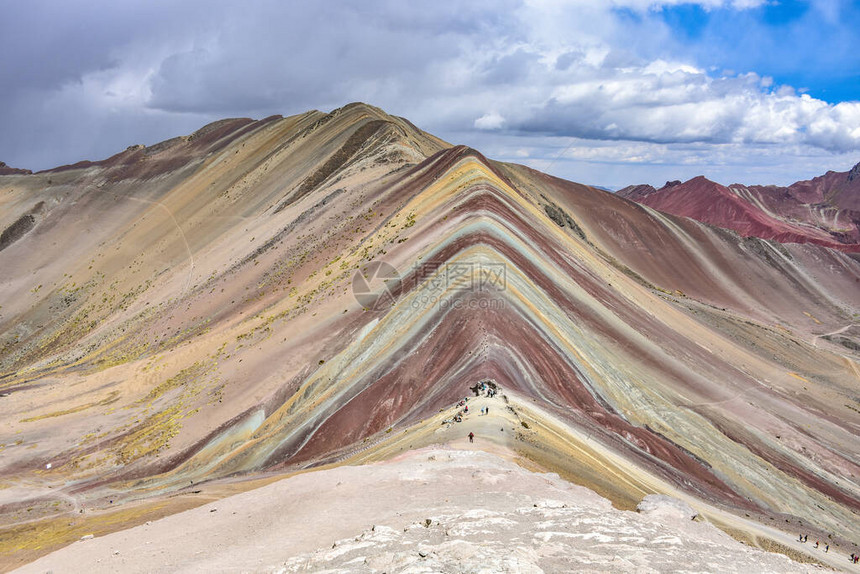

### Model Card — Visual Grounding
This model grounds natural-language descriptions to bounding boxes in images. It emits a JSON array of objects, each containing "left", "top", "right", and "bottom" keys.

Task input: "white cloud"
[
  {"left": 475, "top": 112, "right": 507, "bottom": 130},
  {"left": 811, "top": 0, "right": 842, "bottom": 23},
  {"left": 559, "top": 0, "right": 768, "bottom": 10},
  {"left": 642, "top": 60, "right": 703, "bottom": 75},
  {"left": 498, "top": 52, "right": 860, "bottom": 152}
]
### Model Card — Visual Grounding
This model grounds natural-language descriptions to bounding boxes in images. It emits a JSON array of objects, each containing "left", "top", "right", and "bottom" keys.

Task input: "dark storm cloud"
[
  {"left": 0, "top": 1, "right": 206, "bottom": 94},
  {"left": 0, "top": 0, "right": 857, "bottom": 187},
  {"left": 0, "top": 0, "right": 221, "bottom": 168},
  {"left": 0, "top": 0, "right": 521, "bottom": 170},
  {"left": 146, "top": 0, "right": 521, "bottom": 116},
  {"left": 479, "top": 49, "right": 542, "bottom": 86}
]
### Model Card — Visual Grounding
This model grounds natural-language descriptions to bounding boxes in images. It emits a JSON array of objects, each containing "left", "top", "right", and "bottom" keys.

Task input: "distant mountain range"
[
  {"left": 618, "top": 163, "right": 860, "bottom": 252},
  {"left": 0, "top": 161, "right": 31, "bottom": 176}
]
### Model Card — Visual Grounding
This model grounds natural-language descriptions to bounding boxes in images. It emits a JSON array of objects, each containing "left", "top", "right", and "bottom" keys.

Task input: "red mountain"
[
  {"left": 0, "top": 161, "right": 31, "bottom": 175},
  {"left": 617, "top": 162, "right": 860, "bottom": 252}
]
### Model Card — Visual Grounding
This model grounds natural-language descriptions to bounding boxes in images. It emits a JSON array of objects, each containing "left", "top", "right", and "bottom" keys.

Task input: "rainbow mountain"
[{"left": 1, "top": 103, "right": 859, "bottom": 568}]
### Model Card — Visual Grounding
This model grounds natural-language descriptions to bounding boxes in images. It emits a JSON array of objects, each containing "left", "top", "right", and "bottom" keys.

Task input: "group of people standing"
[
  {"left": 474, "top": 380, "right": 497, "bottom": 398},
  {"left": 441, "top": 380, "right": 503, "bottom": 443},
  {"left": 798, "top": 533, "right": 860, "bottom": 563}
]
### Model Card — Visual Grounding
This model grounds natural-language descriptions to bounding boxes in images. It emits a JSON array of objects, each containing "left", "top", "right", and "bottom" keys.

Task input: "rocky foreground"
[{"left": 13, "top": 445, "right": 823, "bottom": 574}]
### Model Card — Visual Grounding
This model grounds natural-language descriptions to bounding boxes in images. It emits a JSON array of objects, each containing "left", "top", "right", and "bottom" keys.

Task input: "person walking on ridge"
[{"left": 468, "top": 432, "right": 474, "bottom": 443}]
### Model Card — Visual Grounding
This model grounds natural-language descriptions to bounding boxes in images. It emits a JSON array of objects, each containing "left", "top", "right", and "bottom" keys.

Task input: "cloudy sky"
[{"left": 1, "top": 0, "right": 858, "bottom": 188}]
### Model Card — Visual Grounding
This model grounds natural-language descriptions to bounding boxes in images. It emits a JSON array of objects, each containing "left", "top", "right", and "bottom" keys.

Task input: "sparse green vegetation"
[{"left": 20, "top": 391, "right": 121, "bottom": 423}]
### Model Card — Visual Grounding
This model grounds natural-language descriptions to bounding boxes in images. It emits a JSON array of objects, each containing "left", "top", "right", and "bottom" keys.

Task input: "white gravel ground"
[{"left": 14, "top": 446, "right": 827, "bottom": 574}]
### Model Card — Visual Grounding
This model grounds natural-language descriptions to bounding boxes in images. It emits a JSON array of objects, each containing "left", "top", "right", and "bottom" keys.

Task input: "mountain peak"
[
  {"left": 681, "top": 175, "right": 716, "bottom": 187},
  {"left": 0, "top": 161, "right": 32, "bottom": 175},
  {"left": 615, "top": 183, "right": 657, "bottom": 201},
  {"left": 848, "top": 160, "right": 860, "bottom": 182}
]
